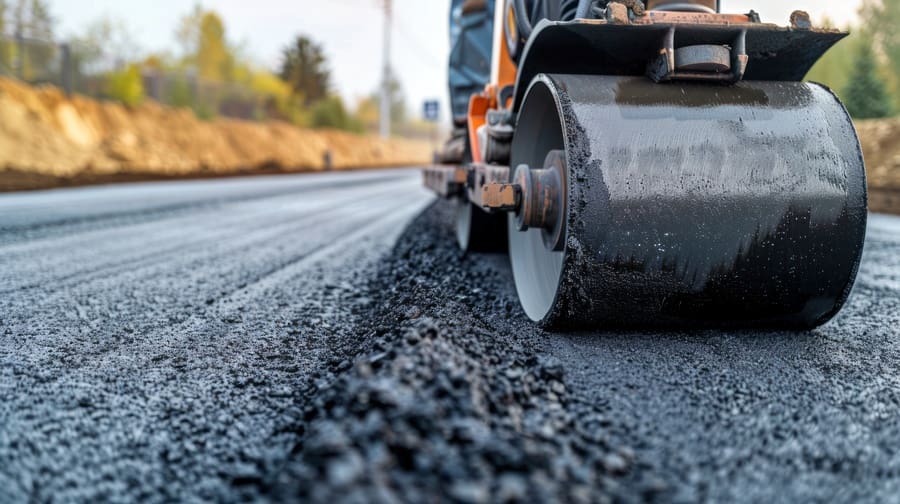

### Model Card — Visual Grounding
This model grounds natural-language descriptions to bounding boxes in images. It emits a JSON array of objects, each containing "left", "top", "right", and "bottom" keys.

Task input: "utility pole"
[{"left": 380, "top": 0, "right": 392, "bottom": 139}]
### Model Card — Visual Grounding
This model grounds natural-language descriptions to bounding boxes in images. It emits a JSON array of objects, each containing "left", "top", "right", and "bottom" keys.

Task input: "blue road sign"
[{"left": 423, "top": 100, "right": 440, "bottom": 122}]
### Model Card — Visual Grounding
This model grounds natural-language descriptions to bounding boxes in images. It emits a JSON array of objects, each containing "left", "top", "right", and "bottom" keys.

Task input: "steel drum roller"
[{"left": 509, "top": 73, "right": 867, "bottom": 328}]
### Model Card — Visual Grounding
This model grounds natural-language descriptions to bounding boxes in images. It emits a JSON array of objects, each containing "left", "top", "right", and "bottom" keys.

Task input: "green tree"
[
  {"left": 175, "top": 4, "right": 202, "bottom": 58},
  {"left": 70, "top": 17, "right": 140, "bottom": 76},
  {"left": 861, "top": 0, "right": 900, "bottom": 69},
  {"left": 23, "top": 0, "right": 50, "bottom": 38},
  {"left": 171, "top": 5, "right": 242, "bottom": 117},
  {"left": 249, "top": 69, "right": 304, "bottom": 122},
  {"left": 860, "top": 0, "right": 900, "bottom": 108},
  {"left": 106, "top": 63, "right": 144, "bottom": 106},
  {"left": 176, "top": 5, "right": 233, "bottom": 81},
  {"left": 354, "top": 95, "right": 380, "bottom": 132},
  {"left": 196, "top": 12, "right": 229, "bottom": 81},
  {"left": 70, "top": 19, "right": 105, "bottom": 74},
  {"left": 279, "top": 35, "right": 329, "bottom": 105},
  {"left": 311, "top": 95, "right": 363, "bottom": 132},
  {"left": 844, "top": 39, "right": 893, "bottom": 119},
  {"left": 166, "top": 74, "right": 196, "bottom": 109},
  {"left": 11, "top": 0, "right": 55, "bottom": 80},
  {"left": 0, "top": 0, "right": 11, "bottom": 72},
  {"left": 806, "top": 18, "right": 858, "bottom": 94}
]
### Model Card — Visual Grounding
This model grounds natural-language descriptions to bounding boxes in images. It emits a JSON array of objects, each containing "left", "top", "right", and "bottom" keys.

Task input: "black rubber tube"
[
  {"left": 575, "top": 0, "right": 592, "bottom": 18},
  {"left": 514, "top": 0, "right": 534, "bottom": 41}
]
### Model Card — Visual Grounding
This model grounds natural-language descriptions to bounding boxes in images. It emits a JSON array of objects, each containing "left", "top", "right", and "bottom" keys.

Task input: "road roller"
[{"left": 423, "top": 0, "right": 867, "bottom": 329}]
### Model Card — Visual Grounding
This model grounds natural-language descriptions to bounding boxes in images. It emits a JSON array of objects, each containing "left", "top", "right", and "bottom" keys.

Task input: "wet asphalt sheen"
[{"left": 1, "top": 169, "right": 899, "bottom": 502}]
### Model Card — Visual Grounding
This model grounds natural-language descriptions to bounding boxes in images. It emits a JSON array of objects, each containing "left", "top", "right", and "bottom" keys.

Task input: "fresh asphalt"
[{"left": 1, "top": 169, "right": 898, "bottom": 502}]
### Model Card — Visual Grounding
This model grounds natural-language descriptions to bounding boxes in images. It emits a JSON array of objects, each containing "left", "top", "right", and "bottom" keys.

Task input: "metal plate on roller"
[
  {"left": 674, "top": 44, "right": 731, "bottom": 72},
  {"left": 511, "top": 19, "right": 847, "bottom": 112},
  {"left": 508, "top": 73, "right": 867, "bottom": 328}
]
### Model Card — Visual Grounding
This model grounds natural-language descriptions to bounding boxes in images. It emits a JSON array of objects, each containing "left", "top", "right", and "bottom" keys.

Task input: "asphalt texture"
[{"left": 2, "top": 169, "right": 900, "bottom": 502}]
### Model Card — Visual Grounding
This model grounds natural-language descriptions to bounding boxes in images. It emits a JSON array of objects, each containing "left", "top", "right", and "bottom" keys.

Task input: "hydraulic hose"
[
  {"left": 513, "top": 0, "right": 534, "bottom": 41},
  {"left": 575, "top": 0, "right": 592, "bottom": 18}
]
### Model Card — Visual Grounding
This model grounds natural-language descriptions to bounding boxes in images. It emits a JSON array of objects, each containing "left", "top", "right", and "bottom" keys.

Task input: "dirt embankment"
[
  {"left": 0, "top": 78, "right": 431, "bottom": 191},
  {"left": 856, "top": 118, "right": 900, "bottom": 213},
  {"left": 3, "top": 77, "right": 900, "bottom": 211}
]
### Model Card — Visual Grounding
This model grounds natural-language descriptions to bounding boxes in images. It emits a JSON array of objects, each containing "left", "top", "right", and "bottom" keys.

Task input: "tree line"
[
  {"left": 0, "top": 1, "right": 412, "bottom": 134},
  {"left": 807, "top": 0, "right": 899, "bottom": 119},
  {"left": 7, "top": 1, "right": 896, "bottom": 128},
  {"left": 0, "top": 0, "right": 54, "bottom": 80}
]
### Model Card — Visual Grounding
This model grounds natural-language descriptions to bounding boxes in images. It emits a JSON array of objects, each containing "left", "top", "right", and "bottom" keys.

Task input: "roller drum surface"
[
  {"left": 456, "top": 198, "right": 508, "bottom": 252},
  {"left": 509, "top": 74, "right": 867, "bottom": 328}
]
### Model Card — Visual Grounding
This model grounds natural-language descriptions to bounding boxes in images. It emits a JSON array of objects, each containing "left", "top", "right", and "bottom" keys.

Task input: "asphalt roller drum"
[
  {"left": 454, "top": 141, "right": 507, "bottom": 253},
  {"left": 508, "top": 73, "right": 867, "bottom": 329},
  {"left": 456, "top": 198, "right": 507, "bottom": 252}
]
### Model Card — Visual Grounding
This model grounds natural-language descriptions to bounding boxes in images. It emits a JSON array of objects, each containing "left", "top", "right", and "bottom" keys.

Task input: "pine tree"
[
  {"left": 279, "top": 35, "right": 330, "bottom": 106},
  {"left": 843, "top": 40, "right": 893, "bottom": 119},
  {"left": 860, "top": 0, "right": 900, "bottom": 109}
]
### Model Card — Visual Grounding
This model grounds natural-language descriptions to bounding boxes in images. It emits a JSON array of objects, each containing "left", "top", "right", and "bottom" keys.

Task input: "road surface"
[{"left": 1, "top": 169, "right": 899, "bottom": 502}]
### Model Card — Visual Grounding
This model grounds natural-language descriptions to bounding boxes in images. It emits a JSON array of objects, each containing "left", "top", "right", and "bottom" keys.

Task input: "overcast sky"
[{"left": 47, "top": 0, "right": 863, "bottom": 121}]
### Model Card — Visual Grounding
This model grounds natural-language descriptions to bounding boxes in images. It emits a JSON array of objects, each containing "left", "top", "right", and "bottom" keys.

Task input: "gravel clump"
[{"left": 270, "top": 201, "right": 659, "bottom": 503}]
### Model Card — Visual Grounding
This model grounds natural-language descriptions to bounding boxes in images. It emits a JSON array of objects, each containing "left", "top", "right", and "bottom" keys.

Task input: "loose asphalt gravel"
[{"left": 1, "top": 169, "right": 899, "bottom": 503}]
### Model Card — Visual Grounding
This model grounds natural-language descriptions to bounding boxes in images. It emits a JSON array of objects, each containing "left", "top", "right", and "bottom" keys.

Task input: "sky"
[{"left": 47, "top": 0, "right": 863, "bottom": 122}]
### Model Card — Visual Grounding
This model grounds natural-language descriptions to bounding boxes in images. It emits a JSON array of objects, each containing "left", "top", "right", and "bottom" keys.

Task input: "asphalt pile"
[{"left": 268, "top": 201, "right": 662, "bottom": 503}]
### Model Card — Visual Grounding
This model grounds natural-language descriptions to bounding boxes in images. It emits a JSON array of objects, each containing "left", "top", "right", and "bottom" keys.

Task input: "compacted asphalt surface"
[{"left": 1, "top": 169, "right": 899, "bottom": 502}]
